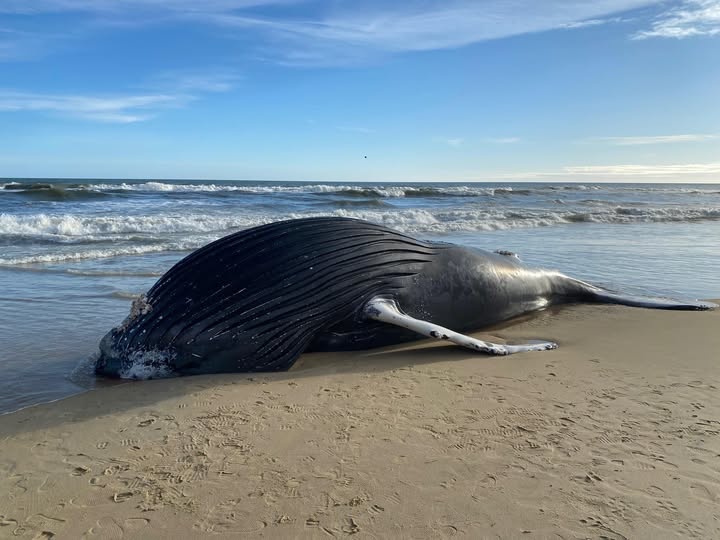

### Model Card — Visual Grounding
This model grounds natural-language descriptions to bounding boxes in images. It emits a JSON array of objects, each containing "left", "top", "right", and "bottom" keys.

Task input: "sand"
[{"left": 0, "top": 302, "right": 719, "bottom": 539}]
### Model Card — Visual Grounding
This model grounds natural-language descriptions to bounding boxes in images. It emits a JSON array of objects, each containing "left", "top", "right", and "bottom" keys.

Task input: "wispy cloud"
[
  {"left": 561, "top": 163, "right": 720, "bottom": 176},
  {"left": 592, "top": 133, "right": 720, "bottom": 145},
  {"left": 0, "top": 91, "right": 190, "bottom": 123},
  {"left": 204, "top": 1, "right": 660, "bottom": 65},
  {"left": 1, "top": 1, "right": 664, "bottom": 65},
  {"left": 146, "top": 69, "right": 242, "bottom": 93},
  {"left": 0, "top": 1, "right": 293, "bottom": 15},
  {"left": 0, "top": 27, "right": 65, "bottom": 61},
  {"left": 634, "top": 0, "right": 720, "bottom": 39},
  {"left": 0, "top": 67, "right": 239, "bottom": 122},
  {"left": 495, "top": 162, "right": 720, "bottom": 180},
  {"left": 560, "top": 16, "right": 628, "bottom": 30},
  {"left": 433, "top": 137, "right": 464, "bottom": 147}
]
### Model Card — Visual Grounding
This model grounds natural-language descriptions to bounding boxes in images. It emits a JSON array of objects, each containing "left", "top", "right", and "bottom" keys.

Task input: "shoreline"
[{"left": 1, "top": 302, "right": 719, "bottom": 538}]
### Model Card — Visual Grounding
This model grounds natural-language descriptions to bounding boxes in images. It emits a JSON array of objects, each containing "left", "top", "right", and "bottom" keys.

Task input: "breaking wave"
[
  {"left": 2, "top": 205, "right": 719, "bottom": 266},
  {"left": 0, "top": 213, "right": 261, "bottom": 238},
  {"left": 59, "top": 182, "right": 529, "bottom": 198},
  {"left": 4, "top": 180, "right": 720, "bottom": 202},
  {"left": 2, "top": 206, "right": 720, "bottom": 241}
]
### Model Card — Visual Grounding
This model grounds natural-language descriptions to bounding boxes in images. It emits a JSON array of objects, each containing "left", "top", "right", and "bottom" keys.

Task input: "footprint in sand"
[
  {"left": 369, "top": 504, "right": 385, "bottom": 515},
  {"left": 112, "top": 492, "right": 134, "bottom": 503},
  {"left": 81, "top": 517, "right": 124, "bottom": 539},
  {"left": 119, "top": 439, "right": 139, "bottom": 447},
  {"left": 196, "top": 499, "right": 267, "bottom": 533},
  {"left": 124, "top": 518, "right": 150, "bottom": 532},
  {"left": 103, "top": 464, "right": 126, "bottom": 476},
  {"left": 38, "top": 477, "right": 57, "bottom": 493},
  {"left": 0, "top": 516, "right": 19, "bottom": 528},
  {"left": 656, "top": 500, "right": 679, "bottom": 514},
  {"left": 690, "top": 483, "right": 716, "bottom": 502},
  {"left": 89, "top": 477, "right": 107, "bottom": 488}
]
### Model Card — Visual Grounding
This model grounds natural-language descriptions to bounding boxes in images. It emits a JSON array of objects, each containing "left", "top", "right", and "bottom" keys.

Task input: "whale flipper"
[{"left": 364, "top": 298, "right": 557, "bottom": 355}]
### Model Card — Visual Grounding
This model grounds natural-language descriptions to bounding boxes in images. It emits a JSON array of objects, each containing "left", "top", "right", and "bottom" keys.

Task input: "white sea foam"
[
  {"left": 118, "top": 349, "right": 176, "bottom": 380},
  {"left": 78, "top": 182, "right": 528, "bottom": 198},
  {"left": 0, "top": 213, "right": 268, "bottom": 237},
  {"left": 2, "top": 206, "right": 719, "bottom": 266},
  {"left": 110, "top": 291, "right": 143, "bottom": 300},
  {"left": 4, "top": 181, "right": 720, "bottom": 198},
  {"left": 321, "top": 206, "right": 720, "bottom": 232},
  {"left": 2, "top": 206, "right": 720, "bottom": 242}
]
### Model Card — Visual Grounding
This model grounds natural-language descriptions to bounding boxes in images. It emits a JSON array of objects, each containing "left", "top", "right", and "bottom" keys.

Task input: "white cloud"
[
  {"left": 561, "top": 163, "right": 720, "bottom": 176},
  {"left": 0, "top": 91, "right": 190, "bottom": 122},
  {"left": 433, "top": 137, "right": 464, "bottom": 147},
  {"left": 203, "top": 1, "right": 660, "bottom": 64},
  {"left": 560, "top": 17, "right": 627, "bottom": 29},
  {"left": 147, "top": 69, "right": 241, "bottom": 92},
  {"left": 1, "top": 1, "right": 664, "bottom": 65},
  {"left": 593, "top": 134, "right": 720, "bottom": 145},
  {"left": 0, "top": 68, "right": 238, "bottom": 122},
  {"left": 432, "top": 136, "right": 519, "bottom": 146},
  {"left": 634, "top": 0, "right": 720, "bottom": 39},
  {"left": 495, "top": 162, "right": 720, "bottom": 181}
]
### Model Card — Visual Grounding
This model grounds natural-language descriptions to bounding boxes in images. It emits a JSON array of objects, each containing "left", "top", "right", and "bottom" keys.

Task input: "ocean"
[{"left": 1, "top": 178, "right": 719, "bottom": 415}]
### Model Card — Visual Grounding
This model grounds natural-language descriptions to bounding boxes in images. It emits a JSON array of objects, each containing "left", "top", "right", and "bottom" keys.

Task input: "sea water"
[{"left": 1, "top": 179, "right": 719, "bottom": 414}]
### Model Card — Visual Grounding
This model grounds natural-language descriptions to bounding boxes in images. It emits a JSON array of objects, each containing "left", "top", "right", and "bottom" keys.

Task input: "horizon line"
[{"left": 2, "top": 176, "right": 718, "bottom": 185}]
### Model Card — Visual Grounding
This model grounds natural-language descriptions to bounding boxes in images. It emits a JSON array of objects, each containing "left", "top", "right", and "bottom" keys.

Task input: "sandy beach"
[{"left": 1, "top": 302, "right": 718, "bottom": 539}]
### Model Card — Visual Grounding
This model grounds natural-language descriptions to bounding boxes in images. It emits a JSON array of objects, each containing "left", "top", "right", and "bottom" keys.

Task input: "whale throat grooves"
[{"left": 103, "top": 217, "right": 440, "bottom": 373}]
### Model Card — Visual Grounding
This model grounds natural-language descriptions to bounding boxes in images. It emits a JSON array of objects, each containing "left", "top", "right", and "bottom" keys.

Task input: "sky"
[{"left": 0, "top": 0, "right": 719, "bottom": 183}]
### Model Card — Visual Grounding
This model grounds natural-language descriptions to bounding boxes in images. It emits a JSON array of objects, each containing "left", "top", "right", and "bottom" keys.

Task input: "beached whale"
[{"left": 95, "top": 217, "right": 716, "bottom": 378}]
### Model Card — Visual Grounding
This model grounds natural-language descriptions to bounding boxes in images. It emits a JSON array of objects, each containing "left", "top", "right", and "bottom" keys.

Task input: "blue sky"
[{"left": 1, "top": 0, "right": 719, "bottom": 182}]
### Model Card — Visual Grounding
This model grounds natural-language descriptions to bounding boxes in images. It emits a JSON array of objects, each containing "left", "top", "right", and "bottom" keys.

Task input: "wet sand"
[{"left": 1, "top": 302, "right": 718, "bottom": 539}]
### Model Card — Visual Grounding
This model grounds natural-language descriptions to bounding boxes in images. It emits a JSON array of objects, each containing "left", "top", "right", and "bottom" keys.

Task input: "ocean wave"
[
  {"left": 84, "top": 182, "right": 522, "bottom": 198},
  {"left": 316, "top": 206, "right": 720, "bottom": 232},
  {"left": 66, "top": 269, "right": 165, "bottom": 277},
  {"left": 0, "top": 241, "right": 207, "bottom": 266},
  {"left": 5, "top": 180, "right": 720, "bottom": 200},
  {"left": 317, "top": 198, "right": 392, "bottom": 208},
  {"left": 0, "top": 233, "right": 169, "bottom": 245},
  {"left": 0, "top": 265, "right": 164, "bottom": 277},
  {"left": 0, "top": 213, "right": 266, "bottom": 238},
  {"left": 2, "top": 206, "right": 719, "bottom": 265},
  {"left": 2, "top": 182, "right": 110, "bottom": 201},
  {"left": 2, "top": 206, "right": 720, "bottom": 241},
  {"left": 5, "top": 181, "right": 540, "bottom": 199}
]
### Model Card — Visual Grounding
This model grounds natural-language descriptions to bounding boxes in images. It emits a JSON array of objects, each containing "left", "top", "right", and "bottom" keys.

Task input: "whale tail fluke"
[
  {"left": 564, "top": 277, "right": 718, "bottom": 310},
  {"left": 588, "top": 289, "right": 717, "bottom": 310}
]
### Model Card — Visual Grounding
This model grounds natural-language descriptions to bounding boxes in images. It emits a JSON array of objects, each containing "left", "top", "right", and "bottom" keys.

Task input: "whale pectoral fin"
[{"left": 363, "top": 298, "right": 557, "bottom": 356}]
